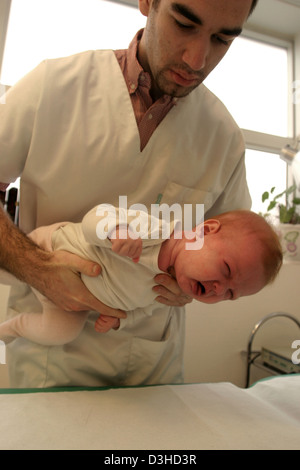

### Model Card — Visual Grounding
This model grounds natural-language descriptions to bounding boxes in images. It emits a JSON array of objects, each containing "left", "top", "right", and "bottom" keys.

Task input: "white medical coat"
[{"left": 0, "top": 50, "right": 251, "bottom": 387}]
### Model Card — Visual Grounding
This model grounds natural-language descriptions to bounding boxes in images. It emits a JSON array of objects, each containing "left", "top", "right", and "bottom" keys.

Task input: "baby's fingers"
[{"left": 129, "top": 239, "right": 142, "bottom": 262}]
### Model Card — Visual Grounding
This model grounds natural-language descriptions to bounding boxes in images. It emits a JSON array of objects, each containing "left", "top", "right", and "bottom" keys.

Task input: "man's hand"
[
  {"left": 153, "top": 273, "right": 193, "bottom": 307},
  {"left": 32, "top": 250, "right": 127, "bottom": 319},
  {"left": 0, "top": 208, "right": 125, "bottom": 318}
]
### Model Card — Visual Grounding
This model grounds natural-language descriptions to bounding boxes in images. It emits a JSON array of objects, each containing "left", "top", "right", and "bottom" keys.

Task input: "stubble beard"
[{"left": 154, "top": 67, "right": 206, "bottom": 98}]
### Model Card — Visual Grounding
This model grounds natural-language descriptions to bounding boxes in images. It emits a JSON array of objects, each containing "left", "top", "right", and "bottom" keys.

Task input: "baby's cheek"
[{"left": 177, "top": 276, "right": 190, "bottom": 296}]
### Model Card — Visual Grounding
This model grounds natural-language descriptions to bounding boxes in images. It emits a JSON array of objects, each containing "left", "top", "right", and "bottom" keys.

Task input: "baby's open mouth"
[
  {"left": 199, "top": 282, "right": 205, "bottom": 294},
  {"left": 195, "top": 282, "right": 205, "bottom": 296}
]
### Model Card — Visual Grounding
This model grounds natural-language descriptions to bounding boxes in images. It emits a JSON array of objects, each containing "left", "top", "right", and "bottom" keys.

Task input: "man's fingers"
[
  {"left": 45, "top": 251, "right": 126, "bottom": 318},
  {"left": 154, "top": 273, "right": 182, "bottom": 296},
  {"left": 84, "top": 295, "right": 126, "bottom": 319},
  {"left": 153, "top": 274, "right": 193, "bottom": 307},
  {"left": 55, "top": 250, "right": 102, "bottom": 277},
  {"left": 81, "top": 261, "right": 102, "bottom": 276},
  {"left": 54, "top": 288, "right": 126, "bottom": 318},
  {"left": 71, "top": 257, "right": 102, "bottom": 277},
  {"left": 154, "top": 295, "right": 192, "bottom": 306},
  {"left": 56, "top": 293, "right": 126, "bottom": 319}
]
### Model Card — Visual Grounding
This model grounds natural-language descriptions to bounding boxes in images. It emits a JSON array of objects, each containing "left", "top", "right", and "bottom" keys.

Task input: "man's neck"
[{"left": 137, "top": 33, "right": 163, "bottom": 101}]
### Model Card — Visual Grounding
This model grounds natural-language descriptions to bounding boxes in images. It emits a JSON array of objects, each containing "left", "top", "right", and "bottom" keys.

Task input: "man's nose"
[{"left": 182, "top": 35, "right": 210, "bottom": 71}]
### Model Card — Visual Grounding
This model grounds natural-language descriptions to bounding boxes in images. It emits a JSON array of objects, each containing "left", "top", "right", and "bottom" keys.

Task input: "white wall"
[
  {"left": 0, "top": 263, "right": 299, "bottom": 389},
  {"left": 0, "top": 284, "right": 10, "bottom": 387},
  {"left": 184, "top": 262, "right": 300, "bottom": 387}
]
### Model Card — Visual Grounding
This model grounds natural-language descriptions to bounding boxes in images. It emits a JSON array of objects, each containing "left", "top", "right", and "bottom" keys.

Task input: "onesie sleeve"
[{"left": 81, "top": 203, "right": 179, "bottom": 248}]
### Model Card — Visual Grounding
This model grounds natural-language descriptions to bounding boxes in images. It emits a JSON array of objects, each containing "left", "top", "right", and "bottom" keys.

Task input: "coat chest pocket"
[{"left": 157, "top": 181, "right": 213, "bottom": 227}]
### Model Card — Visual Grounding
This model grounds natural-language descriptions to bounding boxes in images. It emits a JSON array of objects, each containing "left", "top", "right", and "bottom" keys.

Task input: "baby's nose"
[{"left": 213, "top": 281, "right": 227, "bottom": 296}]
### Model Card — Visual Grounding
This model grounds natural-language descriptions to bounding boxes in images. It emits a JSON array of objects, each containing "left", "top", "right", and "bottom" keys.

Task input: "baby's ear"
[{"left": 203, "top": 219, "right": 221, "bottom": 235}]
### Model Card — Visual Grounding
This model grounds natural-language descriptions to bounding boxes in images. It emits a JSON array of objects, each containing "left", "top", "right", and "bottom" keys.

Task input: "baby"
[{"left": 0, "top": 206, "right": 282, "bottom": 345}]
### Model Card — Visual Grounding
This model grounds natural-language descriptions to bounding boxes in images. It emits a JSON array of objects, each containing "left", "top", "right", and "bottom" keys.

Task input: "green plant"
[{"left": 261, "top": 184, "right": 300, "bottom": 224}]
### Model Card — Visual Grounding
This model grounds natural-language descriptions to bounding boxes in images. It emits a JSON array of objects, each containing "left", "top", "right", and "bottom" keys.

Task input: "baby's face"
[{"left": 173, "top": 231, "right": 266, "bottom": 304}]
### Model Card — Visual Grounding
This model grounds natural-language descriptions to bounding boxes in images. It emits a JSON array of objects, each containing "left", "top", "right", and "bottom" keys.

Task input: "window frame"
[
  {"left": 239, "top": 28, "right": 295, "bottom": 156},
  {"left": 0, "top": 0, "right": 11, "bottom": 79}
]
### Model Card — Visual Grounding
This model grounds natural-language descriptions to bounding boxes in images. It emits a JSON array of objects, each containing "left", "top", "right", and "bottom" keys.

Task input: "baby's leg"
[
  {"left": 0, "top": 268, "right": 23, "bottom": 286},
  {"left": 0, "top": 290, "right": 88, "bottom": 346}
]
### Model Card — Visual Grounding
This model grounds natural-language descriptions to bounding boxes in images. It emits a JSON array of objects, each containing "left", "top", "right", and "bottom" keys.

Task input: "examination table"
[{"left": 0, "top": 375, "right": 299, "bottom": 450}]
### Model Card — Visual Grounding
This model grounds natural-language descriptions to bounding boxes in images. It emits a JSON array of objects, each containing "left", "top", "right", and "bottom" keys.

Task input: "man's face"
[
  {"left": 173, "top": 226, "right": 266, "bottom": 304},
  {"left": 138, "top": 0, "right": 253, "bottom": 99}
]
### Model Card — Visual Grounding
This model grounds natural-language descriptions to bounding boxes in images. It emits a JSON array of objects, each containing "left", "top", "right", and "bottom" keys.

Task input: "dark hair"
[
  {"left": 153, "top": 0, "right": 259, "bottom": 17},
  {"left": 249, "top": 0, "right": 259, "bottom": 16}
]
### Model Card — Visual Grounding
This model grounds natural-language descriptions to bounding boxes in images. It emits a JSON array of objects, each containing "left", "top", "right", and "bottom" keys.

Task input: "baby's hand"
[
  {"left": 109, "top": 226, "right": 142, "bottom": 263},
  {"left": 95, "top": 314, "right": 120, "bottom": 333}
]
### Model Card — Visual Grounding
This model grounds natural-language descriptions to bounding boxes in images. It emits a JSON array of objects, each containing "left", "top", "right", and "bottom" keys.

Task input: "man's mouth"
[{"left": 169, "top": 69, "right": 200, "bottom": 87}]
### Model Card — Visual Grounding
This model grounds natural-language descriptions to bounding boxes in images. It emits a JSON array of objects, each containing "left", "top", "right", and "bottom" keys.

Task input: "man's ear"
[
  {"left": 203, "top": 219, "right": 221, "bottom": 235},
  {"left": 139, "top": 0, "right": 152, "bottom": 16}
]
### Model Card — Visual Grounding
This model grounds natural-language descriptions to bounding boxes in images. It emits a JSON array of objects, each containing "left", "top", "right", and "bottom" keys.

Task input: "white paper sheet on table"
[{"left": 0, "top": 375, "right": 299, "bottom": 450}]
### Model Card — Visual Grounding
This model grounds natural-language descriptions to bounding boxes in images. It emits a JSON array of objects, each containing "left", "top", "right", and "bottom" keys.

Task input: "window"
[
  {"left": 245, "top": 149, "right": 287, "bottom": 214},
  {"left": 204, "top": 33, "right": 292, "bottom": 138},
  {"left": 205, "top": 30, "right": 294, "bottom": 210},
  {"left": 1, "top": 0, "right": 145, "bottom": 86}
]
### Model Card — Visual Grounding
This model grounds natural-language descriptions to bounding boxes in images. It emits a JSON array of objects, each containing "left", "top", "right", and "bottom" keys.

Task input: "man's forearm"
[
  {"left": 0, "top": 206, "right": 51, "bottom": 288},
  {"left": 0, "top": 206, "right": 127, "bottom": 317}
]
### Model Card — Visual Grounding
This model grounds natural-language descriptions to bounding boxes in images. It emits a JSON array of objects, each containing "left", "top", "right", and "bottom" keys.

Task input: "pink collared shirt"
[{"left": 115, "top": 29, "right": 177, "bottom": 151}]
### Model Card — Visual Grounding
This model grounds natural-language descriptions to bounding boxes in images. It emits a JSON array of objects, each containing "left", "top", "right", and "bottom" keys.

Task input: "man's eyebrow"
[
  {"left": 219, "top": 27, "right": 243, "bottom": 37},
  {"left": 171, "top": 3, "right": 202, "bottom": 25},
  {"left": 171, "top": 2, "right": 243, "bottom": 37}
]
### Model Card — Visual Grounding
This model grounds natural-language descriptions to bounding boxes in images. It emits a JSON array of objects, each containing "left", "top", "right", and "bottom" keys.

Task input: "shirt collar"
[
  {"left": 126, "top": 29, "right": 178, "bottom": 106},
  {"left": 127, "top": 29, "right": 147, "bottom": 95}
]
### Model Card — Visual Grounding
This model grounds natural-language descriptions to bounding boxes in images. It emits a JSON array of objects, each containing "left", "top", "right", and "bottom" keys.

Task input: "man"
[{"left": 0, "top": 0, "right": 257, "bottom": 388}]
